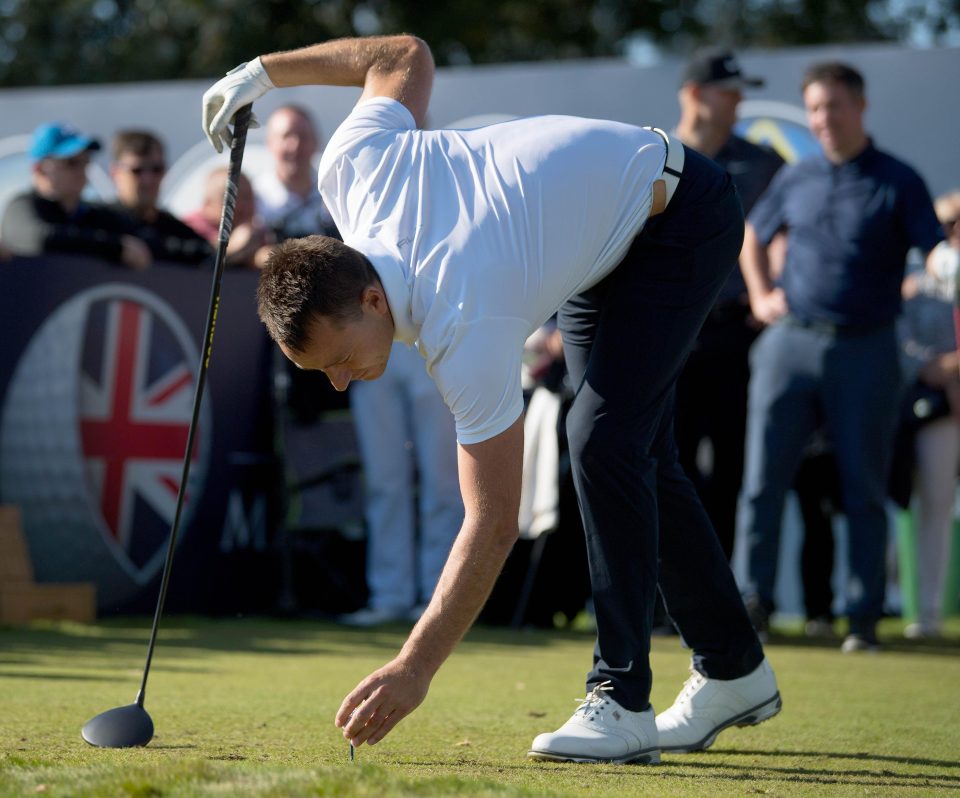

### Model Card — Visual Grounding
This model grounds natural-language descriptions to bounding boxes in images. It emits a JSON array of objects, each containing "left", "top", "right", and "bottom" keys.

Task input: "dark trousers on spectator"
[
  {"left": 557, "top": 147, "right": 763, "bottom": 712},
  {"left": 675, "top": 306, "right": 759, "bottom": 560},
  {"left": 740, "top": 320, "right": 900, "bottom": 635},
  {"left": 795, "top": 446, "right": 840, "bottom": 621}
]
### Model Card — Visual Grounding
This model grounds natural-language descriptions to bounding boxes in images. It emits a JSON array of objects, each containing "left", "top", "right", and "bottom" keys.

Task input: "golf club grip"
[{"left": 135, "top": 104, "right": 254, "bottom": 704}]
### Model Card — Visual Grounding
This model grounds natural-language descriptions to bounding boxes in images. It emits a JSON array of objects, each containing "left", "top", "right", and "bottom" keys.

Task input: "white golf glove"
[{"left": 202, "top": 57, "right": 275, "bottom": 152}]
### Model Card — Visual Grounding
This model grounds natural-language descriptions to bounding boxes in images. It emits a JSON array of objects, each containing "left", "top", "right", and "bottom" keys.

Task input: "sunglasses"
[
  {"left": 117, "top": 161, "right": 166, "bottom": 176},
  {"left": 61, "top": 155, "right": 90, "bottom": 169}
]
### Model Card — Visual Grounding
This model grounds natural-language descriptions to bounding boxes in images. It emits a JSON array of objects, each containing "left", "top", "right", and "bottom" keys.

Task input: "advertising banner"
[{"left": 0, "top": 256, "right": 278, "bottom": 613}]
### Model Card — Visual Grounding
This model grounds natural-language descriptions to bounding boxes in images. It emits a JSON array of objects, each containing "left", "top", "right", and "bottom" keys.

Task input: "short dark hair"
[
  {"left": 257, "top": 235, "right": 377, "bottom": 351},
  {"left": 801, "top": 62, "right": 865, "bottom": 97},
  {"left": 111, "top": 129, "right": 164, "bottom": 161}
]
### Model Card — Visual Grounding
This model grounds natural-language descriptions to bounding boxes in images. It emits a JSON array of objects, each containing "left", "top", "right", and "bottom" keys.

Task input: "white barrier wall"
[{"left": 0, "top": 41, "right": 958, "bottom": 220}]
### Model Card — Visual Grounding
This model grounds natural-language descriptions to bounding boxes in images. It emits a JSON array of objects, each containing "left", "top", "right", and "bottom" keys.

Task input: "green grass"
[{"left": 1, "top": 616, "right": 958, "bottom": 797}]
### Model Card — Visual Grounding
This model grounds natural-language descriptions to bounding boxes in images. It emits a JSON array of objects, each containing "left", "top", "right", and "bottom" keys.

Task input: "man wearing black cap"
[
  {"left": 1, "top": 122, "right": 151, "bottom": 269},
  {"left": 672, "top": 49, "right": 784, "bottom": 562}
]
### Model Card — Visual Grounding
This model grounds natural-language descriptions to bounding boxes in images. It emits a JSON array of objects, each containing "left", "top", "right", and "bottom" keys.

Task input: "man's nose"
[{"left": 326, "top": 368, "right": 352, "bottom": 392}]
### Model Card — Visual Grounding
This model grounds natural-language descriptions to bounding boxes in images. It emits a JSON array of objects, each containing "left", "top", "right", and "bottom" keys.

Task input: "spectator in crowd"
[
  {"left": 897, "top": 189, "right": 960, "bottom": 639},
  {"left": 739, "top": 62, "right": 944, "bottom": 653},
  {"left": 254, "top": 104, "right": 339, "bottom": 241},
  {"left": 673, "top": 48, "right": 784, "bottom": 561},
  {"left": 1, "top": 122, "right": 151, "bottom": 269},
  {"left": 109, "top": 129, "right": 213, "bottom": 266},
  {"left": 338, "top": 343, "right": 464, "bottom": 627},
  {"left": 183, "top": 166, "right": 275, "bottom": 269}
]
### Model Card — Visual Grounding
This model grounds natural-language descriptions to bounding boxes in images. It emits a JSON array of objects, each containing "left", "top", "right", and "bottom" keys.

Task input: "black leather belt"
[
  {"left": 643, "top": 126, "right": 684, "bottom": 208},
  {"left": 783, "top": 314, "right": 891, "bottom": 337}
]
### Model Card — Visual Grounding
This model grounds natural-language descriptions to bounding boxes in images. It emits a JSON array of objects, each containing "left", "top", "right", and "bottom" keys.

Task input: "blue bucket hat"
[{"left": 29, "top": 122, "right": 101, "bottom": 161}]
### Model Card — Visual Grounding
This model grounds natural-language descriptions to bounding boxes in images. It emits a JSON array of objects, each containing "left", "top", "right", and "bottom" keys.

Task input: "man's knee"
[{"left": 566, "top": 402, "right": 647, "bottom": 471}]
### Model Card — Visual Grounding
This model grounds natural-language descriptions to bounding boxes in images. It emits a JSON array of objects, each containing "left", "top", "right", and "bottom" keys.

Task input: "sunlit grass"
[{"left": 1, "top": 616, "right": 958, "bottom": 797}]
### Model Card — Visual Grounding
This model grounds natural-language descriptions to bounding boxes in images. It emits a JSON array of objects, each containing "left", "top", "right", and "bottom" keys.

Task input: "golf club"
[{"left": 82, "top": 104, "right": 254, "bottom": 748}]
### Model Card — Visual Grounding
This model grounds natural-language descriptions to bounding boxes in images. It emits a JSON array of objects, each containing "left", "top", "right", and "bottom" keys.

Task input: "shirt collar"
[
  {"left": 822, "top": 136, "right": 876, "bottom": 170},
  {"left": 351, "top": 238, "right": 419, "bottom": 345}
]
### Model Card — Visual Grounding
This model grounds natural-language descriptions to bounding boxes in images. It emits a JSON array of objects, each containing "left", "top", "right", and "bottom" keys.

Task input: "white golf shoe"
[
  {"left": 656, "top": 658, "right": 781, "bottom": 753},
  {"left": 528, "top": 682, "right": 660, "bottom": 764}
]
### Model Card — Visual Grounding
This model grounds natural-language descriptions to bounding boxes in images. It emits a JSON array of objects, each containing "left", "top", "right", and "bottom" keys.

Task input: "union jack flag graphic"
[{"left": 78, "top": 295, "right": 205, "bottom": 577}]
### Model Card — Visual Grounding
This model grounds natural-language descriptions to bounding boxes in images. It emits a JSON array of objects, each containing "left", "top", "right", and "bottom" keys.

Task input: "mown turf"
[{"left": 1, "top": 616, "right": 958, "bottom": 797}]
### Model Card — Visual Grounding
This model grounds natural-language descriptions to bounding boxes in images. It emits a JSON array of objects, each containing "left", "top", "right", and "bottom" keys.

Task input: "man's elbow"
[{"left": 399, "top": 35, "right": 433, "bottom": 69}]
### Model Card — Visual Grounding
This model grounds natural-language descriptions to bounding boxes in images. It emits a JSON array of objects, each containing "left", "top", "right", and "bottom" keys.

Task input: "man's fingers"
[
  {"left": 336, "top": 681, "right": 375, "bottom": 728},
  {"left": 343, "top": 697, "right": 388, "bottom": 746},
  {"left": 201, "top": 93, "right": 224, "bottom": 153},
  {"left": 366, "top": 711, "right": 404, "bottom": 745},
  {"left": 209, "top": 103, "right": 238, "bottom": 150}
]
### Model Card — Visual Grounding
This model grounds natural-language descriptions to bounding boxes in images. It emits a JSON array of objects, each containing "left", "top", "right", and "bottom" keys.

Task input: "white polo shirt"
[{"left": 318, "top": 97, "right": 664, "bottom": 444}]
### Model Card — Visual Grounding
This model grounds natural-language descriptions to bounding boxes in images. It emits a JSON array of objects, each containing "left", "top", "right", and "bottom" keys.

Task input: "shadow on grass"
[
  {"left": 409, "top": 750, "right": 960, "bottom": 791},
  {"left": 731, "top": 748, "right": 960, "bottom": 771},
  {"left": 0, "top": 670, "right": 118, "bottom": 682},
  {"left": 0, "top": 618, "right": 596, "bottom": 672},
  {"left": 661, "top": 752, "right": 960, "bottom": 790},
  {"left": 764, "top": 632, "right": 960, "bottom": 657},
  {"left": 2, "top": 617, "right": 956, "bottom": 680}
]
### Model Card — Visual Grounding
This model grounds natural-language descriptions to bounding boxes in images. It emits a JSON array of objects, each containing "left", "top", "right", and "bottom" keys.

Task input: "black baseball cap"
[{"left": 681, "top": 48, "right": 764, "bottom": 89}]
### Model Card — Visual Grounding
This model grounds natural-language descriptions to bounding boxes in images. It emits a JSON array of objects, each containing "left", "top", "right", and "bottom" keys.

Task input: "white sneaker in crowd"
[
  {"left": 904, "top": 621, "right": 941, "bottom": 640},
  {"left": 528, "top": 682, "right": 660, "bottom": 764},
  {"left": 840, "top": 633, "right": 881, "bottom": 653},
  {"left": 656, "top": 658, "right": 781, "bottom": 753},
  {"left": 336, "top": 605, "right": 411, "bottom": 628}
]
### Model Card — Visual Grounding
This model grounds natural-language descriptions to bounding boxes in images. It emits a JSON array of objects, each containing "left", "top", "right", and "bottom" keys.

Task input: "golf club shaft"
[{"left": 135, "top": 104, "right": 254, "bottom": 706}]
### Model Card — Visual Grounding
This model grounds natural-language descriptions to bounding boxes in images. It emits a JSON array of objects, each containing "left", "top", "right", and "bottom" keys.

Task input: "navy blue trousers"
[
  {"left": 740, "top": 320, "right": 901, "bottom": 634},
  {"left": 557, "top": 147, "right": 764, "bottom": 712}
]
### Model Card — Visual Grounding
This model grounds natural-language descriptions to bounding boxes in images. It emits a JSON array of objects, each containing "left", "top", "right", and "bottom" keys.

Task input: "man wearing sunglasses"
[
  {"left": 109, "top": 129, "right": 213, "bottom": 267},
  {"left": 1, "top": 122, "right": 151, "bottom": 269}
]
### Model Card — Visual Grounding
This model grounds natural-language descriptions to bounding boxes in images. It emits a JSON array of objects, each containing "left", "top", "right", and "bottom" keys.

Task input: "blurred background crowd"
[{"left": 0, "top": 0, "right": 958, "bottom": 650}]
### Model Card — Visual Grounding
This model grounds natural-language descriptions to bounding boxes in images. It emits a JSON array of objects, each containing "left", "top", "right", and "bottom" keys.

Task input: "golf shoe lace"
[
  {"left": 573, "top": 680, "right": 614, "bottom": 721},
  {"left": 676, "top": 668, "right": 706, "bottom": 705}
]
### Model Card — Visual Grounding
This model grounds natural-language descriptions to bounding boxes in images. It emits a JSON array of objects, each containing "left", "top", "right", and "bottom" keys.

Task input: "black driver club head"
[{"left": 81, "top": 702, "right": 154, "bottom": 748}]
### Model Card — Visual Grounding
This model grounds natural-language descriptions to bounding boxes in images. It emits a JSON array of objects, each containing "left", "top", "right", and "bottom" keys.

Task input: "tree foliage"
[{"left": 0, "top": 0, "right": 957, "bottom": 88}]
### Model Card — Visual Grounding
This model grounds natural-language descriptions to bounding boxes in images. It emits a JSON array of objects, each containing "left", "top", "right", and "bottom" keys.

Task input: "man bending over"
[{"left": 202, "top": 34, "right": 780, "bottom": 763}]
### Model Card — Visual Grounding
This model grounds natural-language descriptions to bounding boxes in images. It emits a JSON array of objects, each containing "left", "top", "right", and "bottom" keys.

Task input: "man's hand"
[
  {"left": 120, "top": 235, "right": 152, "bottom": 270},
  {"left": 335, "top": 656, "right": 432, "bottom": 748},
  {"left": 202, "top": 57, "right": 274, "bottom": 152},
  {"left": 750, "top": 287, "right": 788, "bottom": 326}
]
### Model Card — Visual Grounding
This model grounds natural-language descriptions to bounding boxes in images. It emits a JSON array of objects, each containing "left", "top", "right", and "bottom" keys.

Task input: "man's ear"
[{"left": 362, "top": 283, "right": 390, "bottom": 316}]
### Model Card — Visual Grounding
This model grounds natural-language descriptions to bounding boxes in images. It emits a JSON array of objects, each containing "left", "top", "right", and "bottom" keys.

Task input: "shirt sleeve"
[
  {"left": 428, "top": 316, "right": 528, "bottom": 445},
  {"left": 318, "top": 97, "right": 417, "bottom": 187},
  {"left": 898, "top": 168, "right": 945, "bottom": 254},
  {"left": 747, "top": 165, "right": 792, "bottom": 246}
]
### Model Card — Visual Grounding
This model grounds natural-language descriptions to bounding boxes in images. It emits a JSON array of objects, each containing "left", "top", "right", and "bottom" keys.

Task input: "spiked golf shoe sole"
[
  {"left": 659, "top": 691, "right": 782, "bottom": 753},
  {"left": 528, "top": 747, "right": 661, "bottom": 765}
]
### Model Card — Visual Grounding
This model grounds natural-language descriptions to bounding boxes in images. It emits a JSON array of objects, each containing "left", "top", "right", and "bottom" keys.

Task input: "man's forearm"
[
  {"left": 259, "top": 35, "right": 433, "bottom": 127},
  {"left": 261, "top": 35, "right": 424, "bottom": 89},
  {"left": 398, "top": 513, "right": 518, "bottom": 676},
  {"left": 740, "top": 223, "right": 774, "bottom": 303},
  {"left": 202, "top": 34, "right": 433, "bottom": 151}
]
